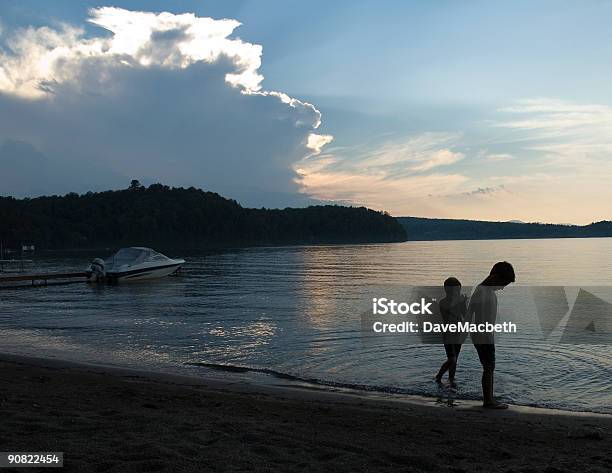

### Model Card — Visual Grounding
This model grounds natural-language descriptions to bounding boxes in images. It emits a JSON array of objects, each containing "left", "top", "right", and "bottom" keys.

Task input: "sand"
[{"left": 0, "top": 353, "right": 610, "bottom": 473}]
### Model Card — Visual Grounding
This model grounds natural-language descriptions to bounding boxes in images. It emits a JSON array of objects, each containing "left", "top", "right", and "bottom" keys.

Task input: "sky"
[{"left": 1, "top": 0, "right": 611, "bottom": 224}]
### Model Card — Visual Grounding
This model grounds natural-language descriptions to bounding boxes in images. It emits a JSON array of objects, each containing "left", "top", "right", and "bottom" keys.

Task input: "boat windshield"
[{"left": 105, "top": 248, "right": 171, "bottom": 269}]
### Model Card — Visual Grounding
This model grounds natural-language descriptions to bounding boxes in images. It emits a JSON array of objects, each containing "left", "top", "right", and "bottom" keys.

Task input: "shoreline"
[
  {"left": 1, "top": 353, "right": 611, "bottom": 472},
  {"left": 8, "top": 350, "right": 612, "bottom": 418},
  {"left": 3, "top": 351, "right": 611, "bottom": 418}
]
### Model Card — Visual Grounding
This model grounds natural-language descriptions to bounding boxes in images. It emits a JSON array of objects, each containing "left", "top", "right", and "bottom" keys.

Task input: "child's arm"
[
  {"left": 457, "top": 294, "right": 468, "bottom": 321},
  {"left": 465, "top": 293, "right": 477, "bottom": 323},
  {"left": 438, "top": 297, "right": 448, "bottom": 322}
]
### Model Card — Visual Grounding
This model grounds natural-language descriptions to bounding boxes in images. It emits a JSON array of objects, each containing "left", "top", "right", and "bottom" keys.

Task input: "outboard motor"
[{"left": 86, "top": 258, "right": 106, "bottom": 282}]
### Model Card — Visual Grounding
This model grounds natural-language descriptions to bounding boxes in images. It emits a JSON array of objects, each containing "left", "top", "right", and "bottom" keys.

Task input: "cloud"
[
  {"left": 496, "top": 98, "right": 612, "bottom": 162},
  {"left": 479, "top": 151, "right": 514, "bottom": 162},
  {"left": 295, "top": 132, "right": 468, "bottom": 214},
  {"left": 0, "top": 7, "right": 332, "bottom": 206},
  {"left": 499, "top": 98, "right": 612, "bottom": 131},
  {"left": 409, "top": 148, "right": 463, "bottom": 172},
  {"left": 458, "top": 185, "right": 507, "bottom": 197},
  {"left": 297, "top": 167, "right": 468, "bottom": 213},
  {"left": 0, "top": 7, "right": 265, "bottom": 98},
  {"left": 0, "top": 139, "right": 121, "bottom": 196},
  {"left": 342, "top": 132, "right": 464, "bottom": 171},
  {"left": 306, "top": 133, "right": 334, "bottom": 155}
]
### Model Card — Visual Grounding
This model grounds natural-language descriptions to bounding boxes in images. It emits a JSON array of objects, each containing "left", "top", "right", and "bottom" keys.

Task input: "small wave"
[
  {"left": 188, "top": 362, "right": 318, "bottom": 382},
  {"left": 186, "top": 361, "right": 475, "bottom": 397}
]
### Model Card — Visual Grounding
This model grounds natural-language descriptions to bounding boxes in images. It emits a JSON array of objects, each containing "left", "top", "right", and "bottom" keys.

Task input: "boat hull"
[{"left": 106, "top": 262, "right": 183, "bottom": 281}]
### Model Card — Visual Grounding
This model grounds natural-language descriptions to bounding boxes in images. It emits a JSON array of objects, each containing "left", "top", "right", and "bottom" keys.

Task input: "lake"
[{"left": 1, "top": 238, "right": 611, "bottom": 413}]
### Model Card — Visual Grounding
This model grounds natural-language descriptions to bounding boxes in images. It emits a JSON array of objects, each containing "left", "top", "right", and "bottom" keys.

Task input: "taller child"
[{"left": 467, "top": 262, "right": 515, "bottom": 409}]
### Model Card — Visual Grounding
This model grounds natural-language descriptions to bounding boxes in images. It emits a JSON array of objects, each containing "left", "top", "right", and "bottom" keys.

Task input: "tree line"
[
  {"left": 0, "top": 183, "right": 407, "bottom": 250},
  {"left": 398, "top": 216, "right": 612, "bottom": 240}
]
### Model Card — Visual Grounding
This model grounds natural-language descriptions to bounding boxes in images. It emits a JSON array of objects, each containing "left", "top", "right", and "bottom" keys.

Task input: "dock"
[{"left": 0, "top": 272, "right": 87, "bottom": 288}]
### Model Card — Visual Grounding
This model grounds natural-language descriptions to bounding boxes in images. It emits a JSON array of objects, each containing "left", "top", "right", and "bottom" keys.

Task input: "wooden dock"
[{"left": 0, "top": 272, "right": 87, "bottom": 288}]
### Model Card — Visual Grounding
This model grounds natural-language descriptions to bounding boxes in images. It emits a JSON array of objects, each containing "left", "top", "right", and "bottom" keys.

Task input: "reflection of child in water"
[{"left": 435, "top": 277, "right": 467, "bottom": 388}]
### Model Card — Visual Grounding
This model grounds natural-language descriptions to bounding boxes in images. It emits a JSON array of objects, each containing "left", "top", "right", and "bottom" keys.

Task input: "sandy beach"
[{"left": 0, "top": 354, "right": 609, "bottom": 472}]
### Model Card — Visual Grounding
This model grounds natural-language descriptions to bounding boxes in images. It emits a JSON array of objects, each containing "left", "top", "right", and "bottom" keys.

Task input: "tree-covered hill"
[
  {"left": 0, "top": 183, "right": 407, "bottom": 250},
  {"left": 398, "top": 216, "right": 612, "bottom": 241}
]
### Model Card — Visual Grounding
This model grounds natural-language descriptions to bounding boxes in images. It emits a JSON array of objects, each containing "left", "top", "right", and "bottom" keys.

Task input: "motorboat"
[{"left": 86, "top": 247, "right": 185, "bottom": 282}]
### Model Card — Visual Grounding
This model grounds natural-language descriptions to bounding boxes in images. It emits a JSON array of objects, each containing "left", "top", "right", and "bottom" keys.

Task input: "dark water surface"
[{"left": 1, "top": 239, "right": 611, "bottom": 413}]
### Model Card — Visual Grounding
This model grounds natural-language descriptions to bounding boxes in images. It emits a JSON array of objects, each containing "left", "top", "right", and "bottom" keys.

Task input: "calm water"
[{"left": 1, "top": 239, "right": 611, "bottom": 413}]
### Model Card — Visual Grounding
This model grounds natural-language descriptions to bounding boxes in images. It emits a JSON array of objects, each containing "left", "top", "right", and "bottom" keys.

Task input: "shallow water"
[{"left": 1, "top": 238, "right": 611, "bottom": 413}]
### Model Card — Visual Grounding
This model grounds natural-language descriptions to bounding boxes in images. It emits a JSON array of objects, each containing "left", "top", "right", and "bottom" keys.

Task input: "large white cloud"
[{"left": 0, "top": 7, "right": 332, "bottom": 206}]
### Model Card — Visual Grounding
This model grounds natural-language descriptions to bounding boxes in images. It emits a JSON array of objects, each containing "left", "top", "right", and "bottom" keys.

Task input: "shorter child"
[{"left": 435, "top": 277, "right": 467, "bottom": 388}]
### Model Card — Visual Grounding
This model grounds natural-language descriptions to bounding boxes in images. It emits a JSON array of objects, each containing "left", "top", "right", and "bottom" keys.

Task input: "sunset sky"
[{"left": 1, "top": 0, "right": 611, "bottom": 224}]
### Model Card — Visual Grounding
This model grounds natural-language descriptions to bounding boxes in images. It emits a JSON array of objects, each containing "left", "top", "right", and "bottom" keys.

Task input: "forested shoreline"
[
  {"left": 398, "top": 216, "right": 612, "bottom": 240},
  {"left": 0, "top": 183, "right": 407, "bottom": 250}
]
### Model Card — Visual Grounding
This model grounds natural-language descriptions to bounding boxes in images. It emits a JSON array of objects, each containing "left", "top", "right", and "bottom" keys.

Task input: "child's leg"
[
  {"left": 476, "top": 344, "right": 507, "bottom": 408},
  {"left": 448, "top": 357, "right": 457, "bottom": 382},
  {"left": 435, "top": 359, "right": 451, "bottom": 382},
  {"left": 436, "top": 343, "right": 455, "bottom": 381},
  {"left": 448, "top": 344, "right": 461, "bottom": 383}
]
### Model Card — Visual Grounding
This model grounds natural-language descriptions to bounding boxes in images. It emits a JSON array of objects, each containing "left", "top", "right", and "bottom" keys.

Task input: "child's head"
[
  {"left": 444, "top": 277, "right": 461, "bottom": 298},
  {"left": 489, "top": 261, "right": 515, "bottom": 287}
]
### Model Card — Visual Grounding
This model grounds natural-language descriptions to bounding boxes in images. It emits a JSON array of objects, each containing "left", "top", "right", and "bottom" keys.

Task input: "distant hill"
[
  {"left": 398, "top": 216, "right": 612, "bottom": 241},
  {"left": 0, "top": 184, "right": 407, "bottom": 250}
]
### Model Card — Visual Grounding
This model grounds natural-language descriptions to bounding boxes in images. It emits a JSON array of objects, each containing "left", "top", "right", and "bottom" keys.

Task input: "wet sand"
[{"left": 0, "top": 353, "right": 610, "bottom": 472}]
